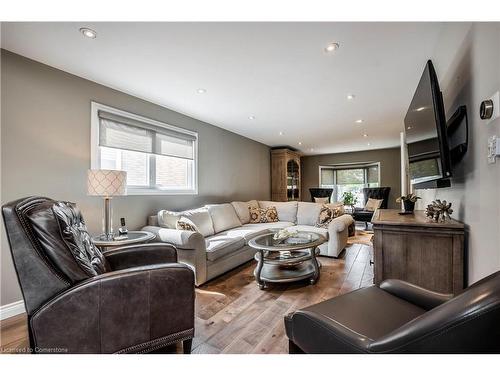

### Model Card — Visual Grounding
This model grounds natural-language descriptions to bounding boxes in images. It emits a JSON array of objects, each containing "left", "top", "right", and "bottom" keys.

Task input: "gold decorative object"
[{"left": 425, "top": 199, "right": 453, "bottom": 222}]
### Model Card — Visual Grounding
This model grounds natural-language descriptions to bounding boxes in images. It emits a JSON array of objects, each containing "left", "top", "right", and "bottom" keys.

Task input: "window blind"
[{"left": 98, "top": 110, "right": 196, "bottom": 160}]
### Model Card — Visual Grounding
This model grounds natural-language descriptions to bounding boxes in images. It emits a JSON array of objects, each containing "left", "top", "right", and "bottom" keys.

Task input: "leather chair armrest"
[
  {"left": 285, "top": 311, "right": 372, "bottom": 353},
  {"left": 31, "top": 263, "right": 195, "bottom": 353},
  {"left": 380, "top": 279, "right": 453, "bottom": 310},
  {"left": 103, "top": 243, "right": 178, "bottom": 270}
]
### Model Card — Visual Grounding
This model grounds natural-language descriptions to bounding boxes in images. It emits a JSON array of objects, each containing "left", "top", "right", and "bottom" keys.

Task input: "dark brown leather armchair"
[
  {"left": 285, "top": 273, "right": 500, "bottom": 353},
  {"left": 353, "top": 187, "right": 391, "bottom": 227},
  {"left": 2, "top": 196, "right": 195, "bottom": 354}
]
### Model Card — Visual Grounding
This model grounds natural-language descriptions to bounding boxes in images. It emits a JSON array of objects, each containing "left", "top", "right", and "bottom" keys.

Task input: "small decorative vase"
[{"left": 403, "top": 200, "right": 415, "bottom": 213}]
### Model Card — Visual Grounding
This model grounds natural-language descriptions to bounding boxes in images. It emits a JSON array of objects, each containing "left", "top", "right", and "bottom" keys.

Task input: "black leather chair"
[
  {"left": 285, "top": 273, "right": 500, "bottom": 353},
  {"left": 309, "top": 188, "right": 334, "bottom": 203},
  {"left": 2, "top": 196, "right": 195, "bottom": 354},
  {"left": 353, "top": 187, "right": 391, "bottom": 227}
]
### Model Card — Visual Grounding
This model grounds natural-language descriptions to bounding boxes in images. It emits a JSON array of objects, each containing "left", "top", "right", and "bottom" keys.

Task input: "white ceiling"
[{"left": 1, "top": 22, "right": 445, "bottom": 154}]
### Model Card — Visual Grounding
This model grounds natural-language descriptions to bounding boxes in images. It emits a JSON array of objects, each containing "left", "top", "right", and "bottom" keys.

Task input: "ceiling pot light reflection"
[{"left": 79, "top": 27, "right": 97, "bottom": 39}]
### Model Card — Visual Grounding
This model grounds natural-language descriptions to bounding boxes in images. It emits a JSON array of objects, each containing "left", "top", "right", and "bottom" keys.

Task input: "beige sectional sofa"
[{"left": 143, "top": 200, "right": 354, "bottom": 286}]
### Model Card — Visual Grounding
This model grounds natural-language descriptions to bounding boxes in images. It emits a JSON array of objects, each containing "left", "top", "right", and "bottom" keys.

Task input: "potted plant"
[
  {"left": 396, "top": 193, "right": 421, "bottom": 213},
  {"left": 342, "top": 191, "right": 358, "bottom": 213}
]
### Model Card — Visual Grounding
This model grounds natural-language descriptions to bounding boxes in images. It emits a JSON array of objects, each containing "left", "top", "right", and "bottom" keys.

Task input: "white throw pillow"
[
  {"left": 231, "top": 200, "right": 259, "bottom": 224},
  {"left": 158, "top": 210, "right": 182, "bottom": 229},
  {"left": 181, "top": 208, "right": 215, "bottom": 237},
  {"left": 296, "top": 202, "right": 323, "bottom": 226},
  {"left": 258, "top": 201, "right": 298, "bottom": 223},
  {"left": 207, "top": 203, "right": 243, "bottom": 233},
  {"left": 364, "top": 198, "right": 383, "bottom": 212}
]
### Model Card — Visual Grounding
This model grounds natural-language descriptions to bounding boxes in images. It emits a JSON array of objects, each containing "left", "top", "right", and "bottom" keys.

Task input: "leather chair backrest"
[
  {"left": 2, "top": 197, "right": 107, "bottom": 315},
  {"left": 362, "top": 187, "right": 391, "bottom": 209},
  {"left": 371, "top": 270, "right": 500, "bottom": 353},
  {"left": 309, "top": 188, "right": 334, "bottom": 202}
]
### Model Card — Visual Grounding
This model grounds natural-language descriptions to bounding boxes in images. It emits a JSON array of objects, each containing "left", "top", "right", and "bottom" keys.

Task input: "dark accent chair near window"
[
  {"left": 2, "top": 196, "right": 195, "bottom": 354},
  {"left": 309, "top": 188, "right": 334, "bottom": 203},
  {"left": 353, "top": 187, "right": 391, "bottom": 227},
  {"left": 285, "top": 272, "right": 500, "bottom": 353}
]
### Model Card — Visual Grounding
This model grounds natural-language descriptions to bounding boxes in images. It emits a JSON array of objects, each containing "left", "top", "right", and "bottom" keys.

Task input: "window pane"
[
  {"left": 100, "top": 147, "right": 118, "bottom": 170},
  {"left": 320, "top": 168, "right": 334, "bottom": 186},
  {"left": 336, "top": 169, "right": 364, "bottom": 184},
  {"left": 121, "top": 149, "right": 149, "bottom": 186},
  {"left": 155, "top": 155, "right": 191, "bottom": 189},
  {"left": 367, "top": 165, "right": 379, "bottom": 184},
  {"left": 156, "top": 133, "right": 194, "bottom": 159}
]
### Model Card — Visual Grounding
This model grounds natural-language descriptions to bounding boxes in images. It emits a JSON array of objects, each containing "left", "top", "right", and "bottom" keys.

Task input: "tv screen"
[{"left": 404, "top": 60, "right": 451, "bottom": 185}]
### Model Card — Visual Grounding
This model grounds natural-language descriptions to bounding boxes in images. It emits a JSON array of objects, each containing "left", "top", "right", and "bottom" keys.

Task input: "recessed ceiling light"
[
  {"left": 310, "top": 148, "right": 314, "bottom": 152},
  {"left": 367, "top": 142, "right": 371, "bottom": 146},
  {"left": 279, "top": 131, "right": 284, "bottom": 136},
  {"left": 79, "top": 27, "right": 97, "bottom": 39},
  {"left": 355, "top": 119, "right": 363, "bottom": 124},
  {"left": 347, "top": 94, "right": 355, "bottom": 100},
  {"left": 298, "top": 142, "right": 302, "bottom": 145},
  {"left": 325, "top": 42, "right": 340, "bottom": 53},
  {"left": 248, "top": 115, "right": 256, "bottom": 120},
  {"left": 416, "top": 106, "right": 426, "bottom": 112},
  {"left": 363, "top": 133, "right": 368, "bottom": 138},
  {"left": 196, "top": 88, "right": 207, "bottom": 94}
]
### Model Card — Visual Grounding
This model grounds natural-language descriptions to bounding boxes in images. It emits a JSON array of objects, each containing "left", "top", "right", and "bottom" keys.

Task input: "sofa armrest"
[
  {"left": 142, "top": 226, "right": 208, "bottom": 286},
  {"left": 328, "top": 214, "right": 354, "bottom": 233},
  {"left": 103, "top": 243, "right": 178, "bottom": 271},
  {"left": 380, "top": 279, "right": 454, "bottom": 310},
  {"left": 31, "top": 263, "right": 195, "bottom": 353},
  {"left": 142, "top": 226, "right": 205, "bottom": 250}
]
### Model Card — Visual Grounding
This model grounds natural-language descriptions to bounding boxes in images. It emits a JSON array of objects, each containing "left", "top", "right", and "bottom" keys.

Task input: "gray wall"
[
  {"left": 415, "top": 23, "right": 500, "bottom": 285},
  {"left": 1, "top": 50, "right": 271, "bottom": 306},
  {"left": 301, "top": 147, "right": 401, "bottom": 208}
]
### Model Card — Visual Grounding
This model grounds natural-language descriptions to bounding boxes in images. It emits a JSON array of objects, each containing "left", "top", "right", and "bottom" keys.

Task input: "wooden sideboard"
[{"left": 372, "top": 209, "right": 465, "bottom": 294}]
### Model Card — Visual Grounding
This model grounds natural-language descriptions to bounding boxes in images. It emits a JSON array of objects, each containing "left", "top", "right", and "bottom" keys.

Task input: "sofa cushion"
[
  {"left": 205, "top": 234, "right": 245, "bottom": 262},
  {"left": 258, "top": 201, "right": 298, "bottom": 223},
  {"left": 241, "top": 221, "right": 294, "bottom": 231},
  {"left": 180, "top": 208, "right": 215, "bottom": 237},
  {"left": 206, "top": 203, "right": 242, "bottom": 233},
  {"left": 218, "top": 227, "right": 270, "bottom": 244},
  {"left": 287, "top": 225, "right": 329, "bottom": 240},
  {"left": 297, "top": 202, "right": 323, "bottom": 226},
  {"left": 231, "top": 200, "right": 259, "bottom": 224}
]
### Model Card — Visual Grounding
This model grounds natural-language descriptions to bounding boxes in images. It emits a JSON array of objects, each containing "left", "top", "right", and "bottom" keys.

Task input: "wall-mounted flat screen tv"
[{"left": 404, "top": 60, "right": 452, "bottom": 185}]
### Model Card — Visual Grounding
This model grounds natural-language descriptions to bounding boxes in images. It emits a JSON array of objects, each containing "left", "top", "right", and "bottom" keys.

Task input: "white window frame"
[
  {"left": 91, "top": 101, "right": 198, "bottom": 195},
  {"left": 318, "top": 162, "right": 381, "bottom": 202}
]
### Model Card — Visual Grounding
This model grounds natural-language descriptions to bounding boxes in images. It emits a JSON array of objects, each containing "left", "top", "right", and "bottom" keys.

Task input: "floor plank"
[{"left": 0, "top": 242, "right": 374, "bottom": 354}]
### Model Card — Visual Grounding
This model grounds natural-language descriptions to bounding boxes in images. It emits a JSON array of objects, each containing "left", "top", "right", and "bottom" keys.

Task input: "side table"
[{"left": 92, "top": 230, "right": 156, "bottom": 251}]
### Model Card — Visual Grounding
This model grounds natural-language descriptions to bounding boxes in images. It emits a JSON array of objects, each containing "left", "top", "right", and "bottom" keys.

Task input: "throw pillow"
[
  {"left": 316, "top": 204, "right": 345, "bottom": 228},
  {"left": 249, "top": 206, "right": 279, "bottom": 223},
  {"left": 175, "top": 217, "right": 199, "bottom": 232},
  {"left": 325, "top": 202, "right": 345, "bottom": 216},
  {"left": 314, "top": 197, "right": 329, "bottom": 204},
  {"left": 364, "top": 198, "right": 384, "bottom": 212}
]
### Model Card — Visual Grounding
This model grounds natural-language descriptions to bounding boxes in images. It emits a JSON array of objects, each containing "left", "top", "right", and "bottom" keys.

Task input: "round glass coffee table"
[{"left": 248, "top": 231, "right": 326, "bottom": 289}]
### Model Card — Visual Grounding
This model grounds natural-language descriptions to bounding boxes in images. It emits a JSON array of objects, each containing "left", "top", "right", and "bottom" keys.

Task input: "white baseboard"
[{"left": 0, "top": 300, "right": 25, "bottom": 320}]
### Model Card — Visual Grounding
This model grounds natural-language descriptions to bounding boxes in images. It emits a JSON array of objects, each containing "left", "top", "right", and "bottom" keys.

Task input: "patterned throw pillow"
[
  {"left": 249, "top": 206, "right": 279, "bottom": 223},
  {"left": 176, "top": 217, "right": 199, "bottom": 232},
  {"left": 316, "top": 204, "right": 344, "bottom": 228}
]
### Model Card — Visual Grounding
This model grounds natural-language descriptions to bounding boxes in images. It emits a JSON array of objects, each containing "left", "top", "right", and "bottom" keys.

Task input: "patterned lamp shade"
[{"left": 87, "top": 170, "right": 127, "bottom": 196}]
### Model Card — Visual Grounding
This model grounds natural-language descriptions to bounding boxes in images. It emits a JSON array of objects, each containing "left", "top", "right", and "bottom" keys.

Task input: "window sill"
[{"left": 126, "top": 188, "right": 198, "bottom": 196}]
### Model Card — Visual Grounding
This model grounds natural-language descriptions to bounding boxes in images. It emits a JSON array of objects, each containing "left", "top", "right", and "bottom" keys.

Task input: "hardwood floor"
[{"left": 0, "top": 243, "right": 373, "bottom": 354}]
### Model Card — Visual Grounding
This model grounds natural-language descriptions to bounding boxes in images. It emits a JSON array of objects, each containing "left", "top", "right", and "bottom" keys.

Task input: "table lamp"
[{"left": 87, "top": 169, "right": 127, "bottom": 240}]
